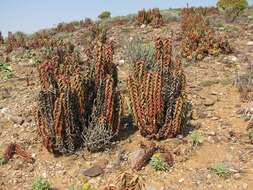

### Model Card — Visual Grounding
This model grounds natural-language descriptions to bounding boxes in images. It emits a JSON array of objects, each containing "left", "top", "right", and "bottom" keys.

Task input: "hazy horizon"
[{"left": 1, "top": 0, "right": 253, "bottom": 37}]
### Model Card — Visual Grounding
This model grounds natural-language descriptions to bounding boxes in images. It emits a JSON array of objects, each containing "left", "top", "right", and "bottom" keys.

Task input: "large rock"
[
  {"left": 82, "top": 166, "right": 103, "bottom": 177},
  {"left": 128, "top": 148, "right": 145, "bottom": 168}
]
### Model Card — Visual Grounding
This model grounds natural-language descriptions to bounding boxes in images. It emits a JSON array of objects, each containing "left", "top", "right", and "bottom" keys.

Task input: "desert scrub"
[
  {"left": 137, "top": 8, "right": 163, "bottom": 28},
  {"left": 128, "top": 37, "right": 192, "bottom": 139},
  {"left": 189, "top": 131, "right": 203, "bottom": 147},
  {"left": 0, "top": 157, "right": 7, "bottom": 165},
  {"left": 34, "top": 41, "right": 122, "bottom": 154},
  {"left": 0, "top": 59, "right": 13, "bottom": 80},
  {"left": 68, "top": 183, "right": 92, "bottom": 190},
  {"left": 211, "top": 163, "right": 231, "bottom": 177},
  {"left": 125, "top": 37, "right": 156, "bottom": 70},
  {"left": 22, "top": 49, "right": 36, "bottom": 59},
  {"left": 181, "top": 7, "right": 232, "bottom": 61},
  {"left": 249, "top": 128, "right": 253, "bottom": 143},
  {"left": 31, "top": 177, "right": 51, "bottom": 190},
  {"left": 149, "top": 153, "right": 168, "bottom": 171},
  {"left": 217, "top": 0, "right": 248, "bottom": 22},
  {"left": 98, "top": 11, "right": 111, "bottom": 20},
  {"left": 235, "top": 63, "right": 253, "bottom": 101}
]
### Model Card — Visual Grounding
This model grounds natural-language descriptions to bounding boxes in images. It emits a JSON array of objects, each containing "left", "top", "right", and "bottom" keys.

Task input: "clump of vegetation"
[
  {"left": 56, "top": 22, "right": 76, "bottom": 33},
  {"left": 68, "top": 183, "right": 92, "bottom": 190},
  {"left": 5, "top": 31, "right": 27, "bottom": 53},
  {"left": 115, "top": 172, "right": 146, "bottom": 190},
  {"left": 0, "top": 31, "right": 4, "bottom": 44},
  {"left": 98, "top": 11, "right": 111, "bottom": 20},
  {"left": 137, "top": 8, "right": 164, "bottom": 28},
  {"left": 235, "top": 63, "right": 253, "bottom": 101},
  {"left": 80, "top": 18, "right": 94, "bottom": 28},
  {"left": 249, "top": 128, "right": 253, "bottom": 143},
  {"left": 22, "top": 49, "right": 36, "bottom": 59},
  {"left": 0, "top": 156, "right": 7, "bottom": 165},
  {"left": 217, "top": 0, "right": 248, "bottom": 22},
  {"left": 180, "top": 7, "right": 232, "bottom": 61},
  {"left": 149, "top": 153, "right": 168, "bottom": 171},
  {"left": 0, "top": 59, "right": 13, "bottom": 80},
  {"left": 34, "top": 40, "right": 122, "bottom": 154},
  {"left": 128, "top": 37, "right": 191, "bottom": 139},
  {"left": 31, "top": 177, "right": 51, "bottom": 190},
  {"left": 211, "top": 163, "right": 231, "bottom": 177},
  {"left": 125, "top": 37, "right": 156, "bottom": 69},
  {"left": 189, "top": 131, "right": 203, "bottom": 147}
]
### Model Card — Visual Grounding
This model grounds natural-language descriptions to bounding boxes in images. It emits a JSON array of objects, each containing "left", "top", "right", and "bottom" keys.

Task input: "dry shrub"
[
  {"left": 56, "top": 22, "right": 76, "bottom": 33},
  {"left": 80, "top": 18, "right": 94, "bottom": 28},
  {"left": 235, "top": 63, "right": 253, "bottom": 101},
  {"left": 137, "top": 8, "right": 163, "bottom": 28},
  {"left": 34, "top": 40, "right": 122, "bottom": 154},
  {"left": 0, "top": 31, "right": 4, "bottom": 44},
  {"left": 128, "top": 37, "right": 191, "bottom": 139},
  {"left": 2, "top": 143, "right": 34, "bottom": 164},
  {"left": 180, "top": 7, "right": 232, "bottom": 61}
]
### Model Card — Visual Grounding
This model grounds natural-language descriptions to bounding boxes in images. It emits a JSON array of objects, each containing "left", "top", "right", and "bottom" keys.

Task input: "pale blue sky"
[{"left": 1, "top": 0, "right": 253, "bottom": 36}]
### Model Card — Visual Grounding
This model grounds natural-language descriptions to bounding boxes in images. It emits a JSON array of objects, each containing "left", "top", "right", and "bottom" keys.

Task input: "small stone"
[
  {"left": 242, "top": 183, "right": 248, "bottom": 189},
  {"left": 178, "top": 178, "right": 184, "bottom": 183},
  {"left": 177, "top": 134, "right": 184, "bottom": 139},
  {"left": 230, "top": 56, "right": 238, "bottom": 62},
  {"left": 118, "top": 60, "right": 125, "bottom": 65},
  {"left": 129, "top": 148, "right": 145, "bottom": 168},
  {"left": 204, "top": 98, "right": 216, "bottom": 106},
  {"left": 217, "top": 184, "right": 223, "bottom": 189},
  {"left": 207, "top": 136, "right": 215, "bottom": 144},
  {"left": 207, "top": 131, "right": 216, "bottom": 136},
  {"left": 233, "top": 173, "right": 241, "bottom": 180},
  {"left": 207, "top": 174, "right": 212, "bottom": 179},
  {"left": 247, "top": 41, "right": 253, "bottom": 46},
  {"left": 140, "top": 24, "right": 146, "bottom": 28},
  {"left": 82, "top": 166, "right": 103, "bottom": 177},
  {"left": 42, "top": 171, "right": 47, "bottom": 178}
]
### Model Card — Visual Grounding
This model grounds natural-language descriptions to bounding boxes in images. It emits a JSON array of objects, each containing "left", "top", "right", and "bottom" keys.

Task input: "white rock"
[
  {"left": 140, "top": 24, "right": 146, "bottom": 28},
  {"left": 247, "top": 41, "right": 253, "bottom": 46},
  {"left": 233, "top": 173, "right": 241, "bottom": 179},
  {"left": 243, "top": 183, "right": 248, "bottom": 189},
  {"left": 119, "top": 60, "right": 125, "bottom": 64},
  {"left": 229, "top": 56, "right": 238, "bottom": 62},
  {"left": 178, "top": 178, "right": 184, "bottom": 183},
  {"left": 207, "top": 174, "right": 212, "bottom": 179}
]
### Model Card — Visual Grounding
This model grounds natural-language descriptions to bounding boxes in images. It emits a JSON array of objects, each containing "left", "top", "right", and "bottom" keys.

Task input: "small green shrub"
[
  {"left": 98, "top": 11, "right": 111, "bottom": 20},
  {"left": 0, "top": 59, "right": 13, "bottom": 80},
  {"left": 212, "top": 163, "right": 231, "bottom": 177},
  {"left": 189, "top": 131, "right": 203, "bottom": 147},
  {"left": 149, "top": 153, "right": 168, "bottom": 171},
  {"left": 125, "top": 37, "right": 156, "bottom": 70},
  {"left": 217, "top": 0, "right": 248, "bottom": 11},
  {"left": 22, "top": 50, "right": 36, "bottom": 59},
  {"left": 249, "top": 128, "right": 253, "bottom": 143},
  {"left": 31, "top": 177, "right": 51, "bottom": 190},
  {"left": 217, "top": 0, "right": 248, "bottom": 22},
  {"left": 0, "top": 157, "right": 7, "bottom": 165}
]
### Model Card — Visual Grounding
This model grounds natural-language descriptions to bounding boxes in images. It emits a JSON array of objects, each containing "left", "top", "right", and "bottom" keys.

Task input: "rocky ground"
[{"left": 1, "top": 8, "right": 253, "bottom": 190}]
